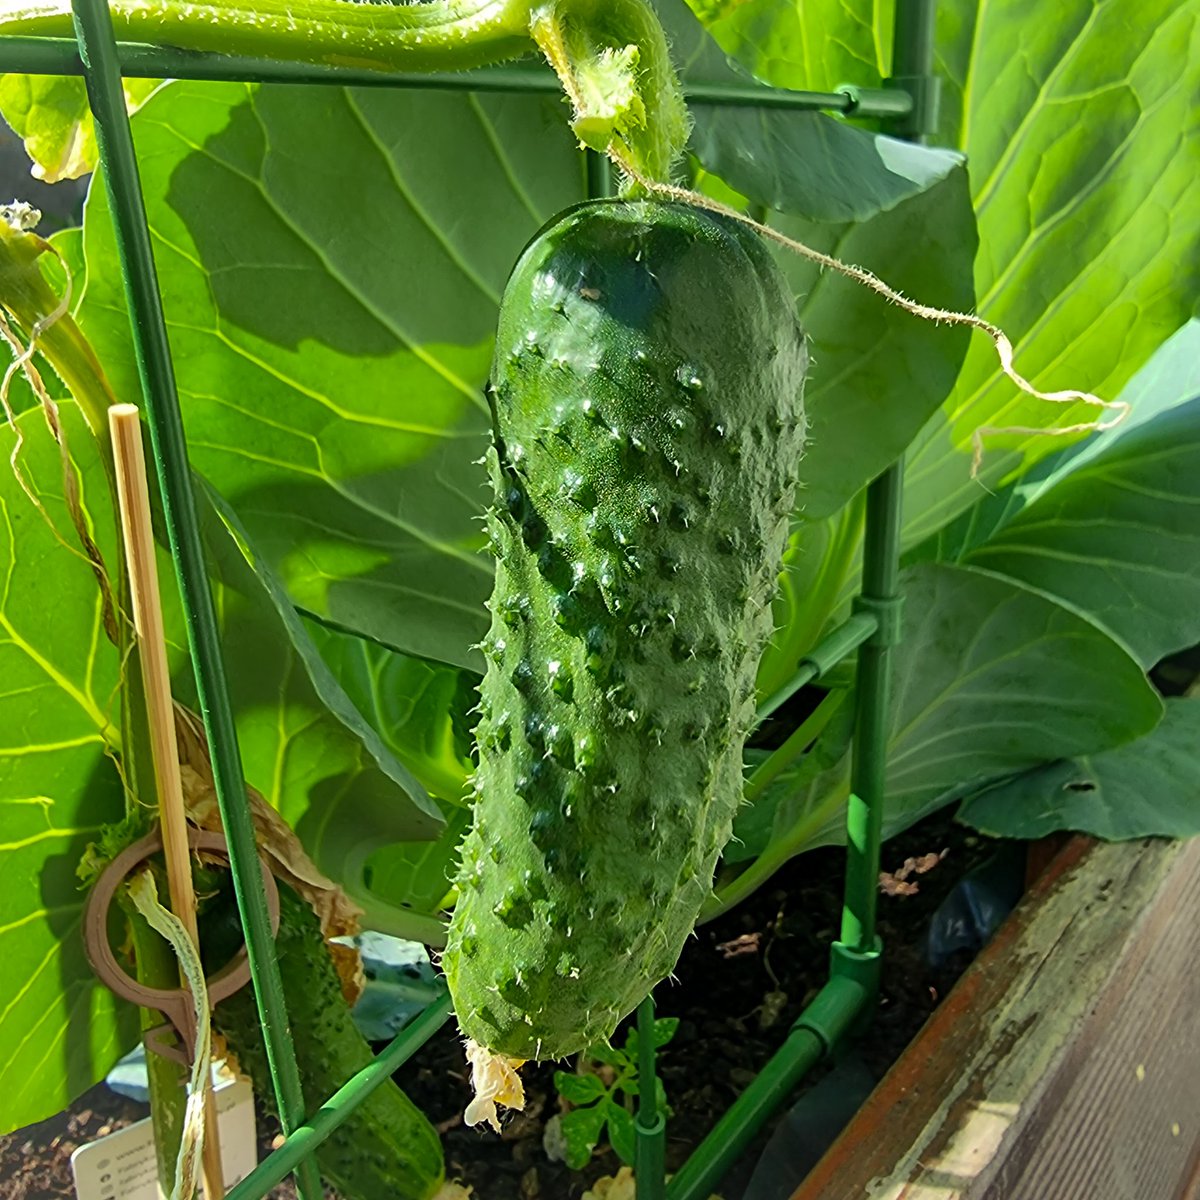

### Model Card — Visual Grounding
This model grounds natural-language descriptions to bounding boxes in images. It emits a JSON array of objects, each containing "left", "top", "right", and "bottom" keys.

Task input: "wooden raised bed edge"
[{"left": 790, "top": 834, "right": 1200, "bottom": 1200}]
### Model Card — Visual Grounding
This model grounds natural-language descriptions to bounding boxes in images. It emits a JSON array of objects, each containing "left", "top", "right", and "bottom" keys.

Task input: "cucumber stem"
[
  {"left": 0, "top": 0, "right": 688, "bottom": 182},
  {"left": 0, "top": 0, "right": 535, "bottom": 71},
  {"left": 531, "top": 0, "right": 689, "bottom": 186},
  {"left": 0, "top": 220, "right": 114, "bottom": 438}
]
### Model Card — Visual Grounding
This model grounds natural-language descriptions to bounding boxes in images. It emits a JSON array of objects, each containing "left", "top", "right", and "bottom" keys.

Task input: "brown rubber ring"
[{"left": 83, "top": 825, "right": 281, "bottom": 1042}]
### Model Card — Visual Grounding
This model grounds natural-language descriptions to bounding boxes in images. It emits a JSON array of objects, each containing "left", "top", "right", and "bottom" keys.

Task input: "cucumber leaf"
[
  {"left": 910, "top": 323, "right": 1200, "bottom": 669},
  {"left": 2, "top": 210, "right": 447, "bottom": 916},
  {"left": 0, "top": 408, "right": 134, "bottom": 1132},
  {"left": 1098, "top": 320, "right": 1200, "bottom": 441},
  {"left": 777, "top": 164, "right": 975, "bottom": 522},
  {"left": 903, "top": 0, "right": 1200, "bottom": 543},
  {"left": 75, "top": 79, "right": 586, "bottom": 672},
  {"left": 300, "top": 624, "right": 475, "bottom": 940},
  {"left": 758, "top": 0, "right": 1200, "bottom": 687},
  {"left": 554, "top": 1072, "right": 608, "bottom": 1105},
  {"left": 685, "top": 98, "right": 960, "bottom": 224},
  {"left": 881, "top": 564, "right": 1160, "bottom": 814},
  {"left": 756, "top": 163, "right": 976, "bottom": 695},
  {"left": 656, "top": 0, "right": 963, "bottom": 223},
  {"left": 918, "top": 318, "right": 1200, "bottom": 566},
  {"left": 304, "top": 620, "right": 475, "bottom": 808},
  {"left": 683, "top": 0, "right": 888, "bottom": 95},
  {"left": 159, "top": 483, "right": 445, "bottom": 909},
  {"left": 606, "top": 1102, "right": 637, "bottom": 1165},
  {"left": 959, "top": 698, "right": 1200, "bottom": 841},
  {"left": 560, "top": 1104, "right": 610, "bottom": 1168},
  {"left": 0, "top": 73, "right": 158, "bottom": 182},
  {"left": 355, "top": 806, "right": 469, "bottom": 944},
  {"left": 723, "top": 563, "right": 1162, "bottom": 899},
  {"left": 960, "top": 397, "right": 1200, "bottom": 670}
]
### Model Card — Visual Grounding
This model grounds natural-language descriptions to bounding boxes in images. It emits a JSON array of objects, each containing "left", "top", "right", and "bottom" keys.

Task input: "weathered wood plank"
[{"left": 790, "top": 835, "right": 1200, "bottom": 1200}]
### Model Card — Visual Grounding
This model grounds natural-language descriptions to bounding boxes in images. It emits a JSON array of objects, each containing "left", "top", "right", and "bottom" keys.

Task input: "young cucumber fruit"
[
  {"left": 210, "top": 881, "right": 446, "bottom": 1200},
  {"left": 443, "top": 198, "right": 808, "bottom": 1061}
]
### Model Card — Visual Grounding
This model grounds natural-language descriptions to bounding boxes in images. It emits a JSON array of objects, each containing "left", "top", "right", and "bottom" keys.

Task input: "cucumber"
[
  {"left": 209, "top": 882, "right": 445, "bottom": 1200},
  {"left": 443, "top": 199, "right": 808, "bottom": 1060}
]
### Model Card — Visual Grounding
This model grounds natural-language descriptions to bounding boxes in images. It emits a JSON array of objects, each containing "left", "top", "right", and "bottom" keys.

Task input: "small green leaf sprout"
[{"left": 551, "top": 1017, "right": 679, "bottom": 1169}]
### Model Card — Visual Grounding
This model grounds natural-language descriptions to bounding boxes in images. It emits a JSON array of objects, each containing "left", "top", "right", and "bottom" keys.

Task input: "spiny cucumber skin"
[
  {"left": 211, "top": 884, "right": 445, "bottom": 1200},
  {"left": 443, "top": 199, "right": 807, "bottom": 1061}
]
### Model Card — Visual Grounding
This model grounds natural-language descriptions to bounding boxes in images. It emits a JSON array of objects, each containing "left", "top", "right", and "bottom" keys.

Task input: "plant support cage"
[{"left": 0, "top": 2, "right": 940, "bottom": 1197}]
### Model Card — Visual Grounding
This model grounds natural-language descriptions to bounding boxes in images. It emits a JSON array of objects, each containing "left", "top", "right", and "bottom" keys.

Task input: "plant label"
[{"left": 71, "top": 1074, "right": 256, "bottom": 1200}]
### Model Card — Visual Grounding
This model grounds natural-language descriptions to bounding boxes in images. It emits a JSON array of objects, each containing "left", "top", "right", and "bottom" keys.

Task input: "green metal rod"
[
  {"left": 0, "top": 34, "right": 910, "bottom": 117},
  {"left": 837, "top": 0, "right": 930, "bottom": 955},
  {"left": 225, "top": 993, "right": 455, "bottom": 1200},
  {"left": 65, "top": 3, "right": 320, "bottom": 1195},
  {"left": 665, "top": 977, "right": 865, "bottom": 1200},
  {"left": 893, "top": 0, "right": 938, "bottom": 103},
  {"left": 586, "top": 148, "right": 613, "bottom": 203},
  {"left": 889, "top": 0, "right": 940, "bottom": 141},
  {"left": 635, "top": 995, "right": 666, "bottom": 1200},
  {"left": 839, "top": 464, "right": 903, "bottom": 954},
  {"left": 755, "top": 611, "right": 878, "bottom": 724}
]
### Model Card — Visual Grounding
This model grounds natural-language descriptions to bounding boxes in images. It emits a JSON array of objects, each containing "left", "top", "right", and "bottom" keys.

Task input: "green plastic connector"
[
  {"left": 836, "top": 84, "right": 914, "bottom": 121},
  {"left": 852, "top": 593, "right": 904, "bottom": 648},
  {"left": 827, "top": 940, "right": 882, "bottom": 1040},
  {"left": 635, "top": 1110, "right": 667, "bottom": 1200},
  {"left": 885, "top": 73, "right": 942, "bottom": 138},
  {"left": 635, "top": 996, "right": 666, "bottom": 1200},
  {"left": 790, "top": 973, "right": 870, "bottom": 1055},
  {"left": 830, "top": 937, "right": 883, "bottom": 998}
]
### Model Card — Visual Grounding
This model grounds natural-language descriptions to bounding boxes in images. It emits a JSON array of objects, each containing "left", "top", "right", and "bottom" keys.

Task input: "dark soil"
[
  {"left": 0, "top": 810, "right": 998, "bottom": 1200},
  {"left": 421, "top": 811, "right": 996, "bottom": 1200},
  {"left": 0, "top": 1088, "right": 147, "bottom": 1200}
]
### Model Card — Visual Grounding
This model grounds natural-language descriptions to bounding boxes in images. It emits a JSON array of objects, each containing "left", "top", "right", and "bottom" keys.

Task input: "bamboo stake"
[{"left": 109, "top": 403, "right": 225, "bottom": 1200}]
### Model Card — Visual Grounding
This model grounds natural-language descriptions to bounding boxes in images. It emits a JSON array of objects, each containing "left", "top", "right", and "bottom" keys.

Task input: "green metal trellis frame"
[{"left": 0, "top": 1, "right": 937, "bottom": 1196}]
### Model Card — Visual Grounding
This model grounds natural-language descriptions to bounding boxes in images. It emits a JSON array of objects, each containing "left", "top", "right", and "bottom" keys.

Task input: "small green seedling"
[{"left": 553, "top": 1017, "right": 679, "bottom": 1168}]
